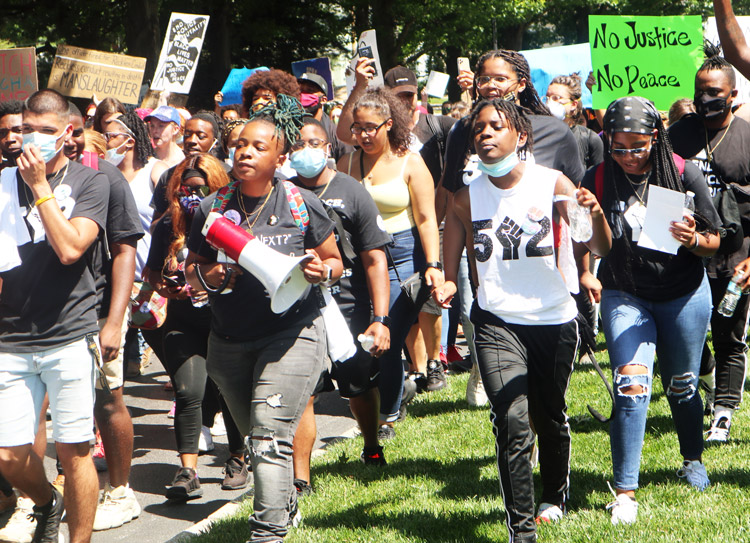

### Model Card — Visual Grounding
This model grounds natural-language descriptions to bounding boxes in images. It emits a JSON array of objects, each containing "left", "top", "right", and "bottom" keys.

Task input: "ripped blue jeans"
[{"left": 601, "top": 274, "right": 711, "bottom": 491}]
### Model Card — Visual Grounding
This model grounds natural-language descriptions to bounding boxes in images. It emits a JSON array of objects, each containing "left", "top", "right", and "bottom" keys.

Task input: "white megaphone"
[{"left": 202, "top": 212, "right": 313, "bottom": 313}]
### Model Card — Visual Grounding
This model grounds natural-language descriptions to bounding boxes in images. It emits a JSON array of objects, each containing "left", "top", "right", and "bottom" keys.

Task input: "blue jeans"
[
  {"left": 601, "top": 274, "right": 711, "bottom": 491},
  {"left": 379, "top": 228, "right": 426, "bottom": 422},
  {"left": 206, "top": 314, "right": 326, "bottom": 542}
]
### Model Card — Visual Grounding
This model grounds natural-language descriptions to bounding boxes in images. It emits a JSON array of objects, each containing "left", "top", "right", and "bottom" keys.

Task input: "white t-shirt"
[
  {"left": 469, "top": 163, "right": 577, "bottom": 325},
  {"left": 128, "top": 158, "right": 157, "bottom": 277}
]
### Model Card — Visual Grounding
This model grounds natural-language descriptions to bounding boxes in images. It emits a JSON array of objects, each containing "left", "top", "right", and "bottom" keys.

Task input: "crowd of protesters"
[{"left": 3, "top": 2, "right": 750, "bottom": 542}]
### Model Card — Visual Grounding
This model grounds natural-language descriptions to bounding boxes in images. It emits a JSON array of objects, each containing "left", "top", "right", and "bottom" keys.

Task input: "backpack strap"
[
  {"left": 424, "top": 113, "right": 446, "bottom": 171},
  {"left": 672, "top": 153, "right": 685, "bottom": 176},
  {"left": 211, "top": 177, "right": 241, "bottom": 214},
  {"left": 282, "top": 180, "right": 310, "bottom": 234}
]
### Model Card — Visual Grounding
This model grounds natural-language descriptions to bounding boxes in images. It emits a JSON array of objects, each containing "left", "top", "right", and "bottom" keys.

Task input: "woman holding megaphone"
[{"left": 185, "top": 96, "right": 342, "bottom": 542}]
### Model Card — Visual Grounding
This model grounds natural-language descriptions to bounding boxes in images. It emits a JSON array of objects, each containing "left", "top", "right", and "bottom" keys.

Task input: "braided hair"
[
  {"left": 247, "top": 94, "right": 306, "bottom": 154},
  {"left": 117, "top": 111, "right": 154, "bottom": 169},
  {"left": 474, "top": 50, "right": 550, "bottom": 116},
  {"left": 221, "top": 118, "right": 248, "bottom": 152},
  {"left": 699, "top": 40, "right": 737, "bottom": 88}
]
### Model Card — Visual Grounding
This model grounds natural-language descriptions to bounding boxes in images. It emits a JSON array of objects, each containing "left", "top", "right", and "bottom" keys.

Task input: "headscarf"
[{"left": 603, "top": 96, "right": 659, "bottom": 136}]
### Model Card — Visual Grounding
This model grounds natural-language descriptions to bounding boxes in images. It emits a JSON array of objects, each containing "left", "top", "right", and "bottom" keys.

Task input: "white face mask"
[
  {"left": 547, "top": 100, "right": 567, "bottom": 121},
  {"left": 104, "top": 138, "right": 129, "bottom": 166}
]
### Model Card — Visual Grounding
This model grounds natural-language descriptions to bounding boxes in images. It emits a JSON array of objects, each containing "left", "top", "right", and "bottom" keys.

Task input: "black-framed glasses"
[
  {"left": 476, "top": 75, "right": 517, "bottom": 87},
  {"left": 179, "top": 184, "right": 210, "bottom": 197},
  {"left": 350, "top": 119, "right": 389, "bottom": 137},
  {"left": 290, "top": 138, "right": 329, "bottom": 152}
]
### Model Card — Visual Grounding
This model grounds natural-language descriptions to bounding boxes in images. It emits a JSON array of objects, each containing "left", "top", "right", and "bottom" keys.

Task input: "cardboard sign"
[
  {"left": 219, "top": 67, "right": 268, "bottom": 106},
  {"left": 291, "top": 58, "right": 334, "bottom": 100},
  {"left": 48, "top": 45, "right": 146, "bottom": 105},
  {"left": 588, "top": 15, "right": 703, "bottom": 110},
  {"left": 346, "top": 29, "right": 384, "bottom": 95},
  {"left": 0, "top": 48, "right": 37, "bottom": 102},
  {"left": 705, "top": 17, "right": 750, "bottom": 104},
  {"left": 520, "top": 43, "right": 593, "bottom": 108},
  {"left": 425, "top": 71, "right": 450, "bottom": 98},
  {"left": 151, "top": 12, "right": 210, "bottom": 93}
]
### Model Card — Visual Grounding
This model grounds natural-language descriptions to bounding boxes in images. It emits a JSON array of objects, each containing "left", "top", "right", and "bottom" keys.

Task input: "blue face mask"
[
  {"left": 477, "top": 137, "right": 521, "bottom": 178},
  {"left": 22, "top": 127, "right": 69, "bottom": 163},
  {"left": 104, "top": 139, "right": 129, "bottom": 166},
  {"left": 289, "top": 146, "right": 328, "bottom": 178}
]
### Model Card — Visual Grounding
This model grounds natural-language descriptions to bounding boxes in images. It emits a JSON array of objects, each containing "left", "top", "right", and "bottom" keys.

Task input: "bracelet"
[
  {"left": 690, "top": 233, "right": 700, "bottom": 250},
  {"left": 371, "top": 315, "right": 391, "bottom": 328},
  {"left": 34, "top": 194, "right": 55, "bottom": 207},
  {"left": 425, "top": 261, "right": 443, "bottom": 272}
]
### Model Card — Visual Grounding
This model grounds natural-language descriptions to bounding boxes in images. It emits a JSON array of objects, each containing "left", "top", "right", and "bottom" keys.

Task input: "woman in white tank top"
[{"left": 434, "top": 99, "right": 610, "bottom": 541}]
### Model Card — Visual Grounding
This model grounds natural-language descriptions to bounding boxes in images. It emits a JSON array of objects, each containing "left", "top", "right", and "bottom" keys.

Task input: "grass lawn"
[{"left": 195, "top": 345, "right": 750, "bottom": 542}]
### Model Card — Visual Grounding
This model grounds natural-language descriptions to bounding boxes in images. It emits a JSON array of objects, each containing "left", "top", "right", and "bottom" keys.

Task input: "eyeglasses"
[
  {"left": 476, "top": 75, "right": 517, "bottom": 87},
  {"left": 610, "top": 146, "right": 650, "bottom": 158},
  {"left": 290, "top": 138, "right": 329, "bottom": 152},
  {"left": 545, "top": 95, "right": 571, "bottom": 105},
  {"left": 350, "top": 119, "right": 389, "bottom": 137},
  {"left": 103, "top": 132, "right": 131, "bottom": 142},
  {"left": 179, "top": 184, "right": 210, "bottom": 197},
  {"left": 0, "top": 127, "right": 22, "bottom": 139}
]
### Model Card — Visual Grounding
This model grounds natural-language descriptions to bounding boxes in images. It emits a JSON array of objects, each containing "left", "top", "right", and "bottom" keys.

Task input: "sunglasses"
[
  {"left": 179, "top": 184, "right": 210, "bottom": 197},
  {"left": 610, "top": 147, "right": 650, "bottom": 158}
]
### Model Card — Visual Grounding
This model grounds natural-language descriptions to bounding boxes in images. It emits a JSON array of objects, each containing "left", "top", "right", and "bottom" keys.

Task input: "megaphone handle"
[{"left": 195, "top": 263, "right": 234, "bottom": 294}]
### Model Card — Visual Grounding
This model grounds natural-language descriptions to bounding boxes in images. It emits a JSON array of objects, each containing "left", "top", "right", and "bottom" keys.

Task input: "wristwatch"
[
  {"left": 322, "top": 264, "right": 335, "bottom": 287},
  {"left": 425, "top": 261, "right": 443, "bottom": 271},
  {"left": 371, "top": 315, "right": 391, "bottom": 328}
]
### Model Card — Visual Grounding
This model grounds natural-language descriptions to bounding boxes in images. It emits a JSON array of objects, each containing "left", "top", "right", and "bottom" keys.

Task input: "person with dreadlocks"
[
  {"left": 221, "top": 117, "right": 248, "bottom": 168},
  {"left": 669, "top": 50, "right": 750, "bottom": 444},
  {"left": 580, "top": 96, "right": 720, "bottom": 525},
  {"left": 185, "top": 95, "right": 341, "bottom": 542},
  {"left": 433, "top": 98, "right": 610, "bottom": 540},
  {"left": 439, "top": 49, "right": 587, "bottom": 409}
]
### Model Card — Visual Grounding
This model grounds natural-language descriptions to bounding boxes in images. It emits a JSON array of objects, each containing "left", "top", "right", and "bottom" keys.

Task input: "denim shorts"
[{"left": 0, "top": 337, "right": 97, "bottom": 446}]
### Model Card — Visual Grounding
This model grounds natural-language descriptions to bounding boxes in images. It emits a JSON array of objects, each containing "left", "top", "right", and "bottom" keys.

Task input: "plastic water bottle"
[
  {"left": 567, "top": 191, "right": 593, "bottom": 243},
  {"left": 683, "top": 191, "right": 695, "bottom": 218},
  {"left": 718, "top": 271, "right": 745, "bottom": 317},
  {"left": 358, "top": 334, "right": 374, "bottom": 351}
]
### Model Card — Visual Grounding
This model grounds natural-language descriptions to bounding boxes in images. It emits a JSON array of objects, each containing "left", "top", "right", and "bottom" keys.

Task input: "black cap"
[{"left": 384, "top": 66, "right": 418, "bottom": 93}]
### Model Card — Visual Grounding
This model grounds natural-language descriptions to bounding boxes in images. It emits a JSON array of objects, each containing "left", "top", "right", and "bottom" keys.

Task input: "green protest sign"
[{"left": 588, "top": 15, "right": 703, "bottom": 110}]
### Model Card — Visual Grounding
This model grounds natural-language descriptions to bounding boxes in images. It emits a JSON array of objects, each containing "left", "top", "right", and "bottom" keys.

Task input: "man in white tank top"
[{"left": 434, "top": 100, "right": 611, "bottom": 542}]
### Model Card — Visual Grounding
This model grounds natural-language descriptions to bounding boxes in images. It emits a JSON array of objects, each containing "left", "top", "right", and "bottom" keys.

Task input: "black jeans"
[
  {"left": 472, "top": 304, "right": 579, "bottom": 543},
  {"left": 701, "top": 276, "right": 750, "bottom": 410}
]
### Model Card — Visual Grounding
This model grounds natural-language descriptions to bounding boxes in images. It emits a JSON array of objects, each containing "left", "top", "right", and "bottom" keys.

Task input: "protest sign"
[
  {"left": 291, "top": 58, "right": 334, "bottom": 100},
  {"left": 588, "top": 15, "right": 702, "bottom": 110},
  {"left": 705, "top": 17, "right": 750, "bottom": 104},
  {"left": 0, "top": 47, "right": 37, "bottom": 102},
  {"left": 520, "top": 43, "right": 593, "bottom": 108},
  {"left": 219, "top": 67, "right": 268, "bottom": 106},
  {"left": 151, "top": 12, "right": 209, "bottom": 94},
  {"left": 346, "top": 29, "right": 384, "bottom": 95},
  {"left": 48, "top": 45, "right": 145, "bottom": 105},
  {"left": 425, "top": 71, "right": 450, "bottom": 98}
]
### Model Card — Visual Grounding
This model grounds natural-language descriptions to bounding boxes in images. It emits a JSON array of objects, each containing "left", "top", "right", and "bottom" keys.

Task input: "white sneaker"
[
  {"left": 0, "top": 497, "right": 35, "bottom": 543},
  {"left": 606, "top": 493, "right": 638, "bottom": 525},
  {"left": 93, "top": 484, "right": 141, "bottom": 531},
  {"left": 198, "top": 425, "right": 214, "bottom": 452},
  {"left": 677, "top": 460, "right": 710, "bottom": 491},
  {"left": 211, "top": 413, "right": 227, "bottom": 437},
  {"left": 706, "top": 416, "right": 731, "bottom": 443},
  {"left": 466, "top": 362, "right": 488, "bottom": 406},
  {"left": 535, "top": 502, "right": 564, "bottom": 524}
]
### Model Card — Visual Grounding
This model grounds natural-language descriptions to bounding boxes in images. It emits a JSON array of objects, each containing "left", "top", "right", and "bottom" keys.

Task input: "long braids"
[
  {"left": 248, "top": 94, "right": 306, "bottom": 154},
  {"left": 474, "top": 50, "right": 551, "bottom": 116},
  {"left": 117, "top": 111, "right": 154, "bottom": 170}
]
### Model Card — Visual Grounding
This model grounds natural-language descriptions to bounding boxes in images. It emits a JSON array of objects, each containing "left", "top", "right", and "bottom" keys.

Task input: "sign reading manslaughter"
[
  {"left": 0, "top": 47, "right": 37, "bottom": 102},
  {"left": 588, "top": 15, "right": 703, "bottom": 110},
  {"left": 48, "top": 45, "right": 146, "bottom": 105}
]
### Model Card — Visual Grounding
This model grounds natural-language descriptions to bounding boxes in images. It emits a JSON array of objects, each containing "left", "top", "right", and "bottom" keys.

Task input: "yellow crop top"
[{"left": 349, "top": 152, "right": 415, "bottom": 234}]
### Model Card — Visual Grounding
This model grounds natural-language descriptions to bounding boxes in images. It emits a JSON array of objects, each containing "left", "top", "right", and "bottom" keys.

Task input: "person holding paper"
[
  {"left": 668, "top": 52, "right": 750, "bottom": 444},
  {"left": 432, "top": 98, "right": 610, "bottom": 540},
  {"left": 580, "top": 96, "right": 720, "bottom": 525}
]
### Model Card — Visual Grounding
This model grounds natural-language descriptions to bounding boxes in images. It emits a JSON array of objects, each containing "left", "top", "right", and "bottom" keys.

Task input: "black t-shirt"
[
  {"left": 90, "top": 160, "right": 143, "bottom": 319},
  {"left": 441, "top": 114, "right": 585, "bottom": 193},
  {"left": 571, "top": 123, "right": 604, "bottom": 169},
  {"left": 669, "top": 113, "right": 750, "bottom": 276},
  {"left": 0, "top": 161, "right": 109, "bottom": 352},
  {"left": 582, "top": 160, "right": 720, "bottom": 301},
  {"left": 292, "top": 172, "right": 389, "bottom": 311},
  {"left": 413, "top": 113, "right": 457, "bottom": 187},
  {"left": 187, "top": 178, "right": 334, "bottom": 341},
  {"left": 321, "top": 113, "right": 355, "bottom": 163}
]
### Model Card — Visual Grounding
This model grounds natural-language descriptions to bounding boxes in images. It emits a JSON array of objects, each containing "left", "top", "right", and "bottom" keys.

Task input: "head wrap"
[{"left": 603, "top": 96, "right": 660, "bottom": 135}]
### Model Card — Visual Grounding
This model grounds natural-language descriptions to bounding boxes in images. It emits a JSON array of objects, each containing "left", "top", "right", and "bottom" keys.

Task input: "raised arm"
[
  {"left": 714, "top": 0, "right": 750, "bottom": 79},
  {"left": 336, "top": 57, "right": 377, "bottom": 146}
]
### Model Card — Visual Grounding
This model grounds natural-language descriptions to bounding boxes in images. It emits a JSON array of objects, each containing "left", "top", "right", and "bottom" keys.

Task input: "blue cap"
[{"left": 145, "top": 106, "right": 181, "bottom": 125}]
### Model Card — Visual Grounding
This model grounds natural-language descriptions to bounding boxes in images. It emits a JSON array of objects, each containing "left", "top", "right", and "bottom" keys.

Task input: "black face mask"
[{"left": 694, "top": 93, "right": 729, "bottom": 119}]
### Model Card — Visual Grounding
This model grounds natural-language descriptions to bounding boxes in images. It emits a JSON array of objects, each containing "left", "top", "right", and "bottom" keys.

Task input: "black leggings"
[{"left": 162, "top": 300, "right": 244, "bottom": 455}]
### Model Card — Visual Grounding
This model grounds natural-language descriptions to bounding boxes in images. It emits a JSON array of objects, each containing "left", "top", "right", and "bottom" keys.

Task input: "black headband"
[{"left": 603, "top": 96, "right": 659, "bottom": 135}]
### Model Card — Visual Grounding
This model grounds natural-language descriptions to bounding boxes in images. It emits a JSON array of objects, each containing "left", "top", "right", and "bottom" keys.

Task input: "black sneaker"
[
  {"left": 221, "top": 456, "right": 250, "bottom": 490},
  {"left": 407, "top": 371, "right": 427, "bottom": 393},
  {"left": 426, "top": 359, "right": 447, "bottom": 392},
  {"left": 377, "top": 424, "right": 396, "bottom": 441},
  {"left": 294, "top": 478, "right": 313, "bottom": 498},
  {"left": 360, "top": 446, "right": 387, "bottom": 466},
  {"left": 31, "top": 485, "right": 63, "bottom": 543},
  {"left": 448, "top": 356, "right": 472, "bottom": 374},
  {"left": 165, "top": 467, "right": 202, "bottom": 501}
]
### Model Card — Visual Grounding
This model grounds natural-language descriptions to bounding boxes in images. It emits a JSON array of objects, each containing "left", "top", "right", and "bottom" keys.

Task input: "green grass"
[{"left": 195, "top": 345, "right": 750, "bottom": 543}]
